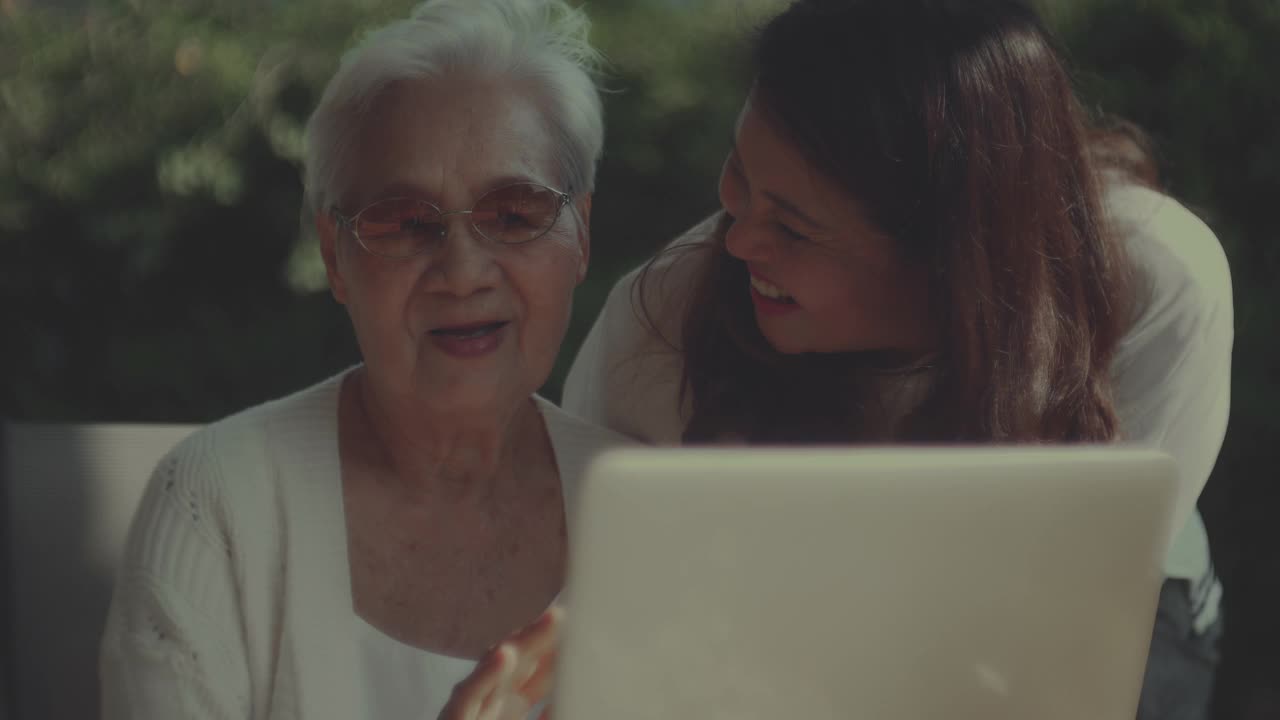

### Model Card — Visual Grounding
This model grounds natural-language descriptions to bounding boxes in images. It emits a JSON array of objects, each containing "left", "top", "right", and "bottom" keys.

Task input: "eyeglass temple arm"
[{"left": 328, "top": 206, "right": 351, "bottom": 228}]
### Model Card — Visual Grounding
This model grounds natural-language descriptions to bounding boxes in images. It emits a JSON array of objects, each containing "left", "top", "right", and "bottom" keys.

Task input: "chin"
[
  {"left": 760, "top": 329, "right": 861, "bottom": 356},
  {"left": 433, "top": 376, "right": 516, "bottom": 408},
  {"left": 758, "top": 329, "right": 807, "bottom": 356}
]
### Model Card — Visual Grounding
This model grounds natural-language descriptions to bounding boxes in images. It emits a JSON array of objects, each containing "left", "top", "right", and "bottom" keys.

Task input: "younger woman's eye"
[{"left": 777, "top": 223, "right": 810, "bottom": 243}]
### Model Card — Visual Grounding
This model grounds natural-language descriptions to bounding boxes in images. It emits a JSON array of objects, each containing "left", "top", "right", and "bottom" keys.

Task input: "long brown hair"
[{"left": 648, "top": 0, "right": 1133, "bottom": 444}]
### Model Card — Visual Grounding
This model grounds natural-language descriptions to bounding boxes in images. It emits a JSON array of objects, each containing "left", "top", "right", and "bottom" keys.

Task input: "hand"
[{"left": 438, "top": 605, "right": 564, "bottom": 720}]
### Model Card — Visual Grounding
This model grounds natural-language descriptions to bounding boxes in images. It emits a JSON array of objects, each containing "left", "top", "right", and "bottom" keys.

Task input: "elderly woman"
[{"left": 98, "top": 1, "right": 624, "bottom": 717}]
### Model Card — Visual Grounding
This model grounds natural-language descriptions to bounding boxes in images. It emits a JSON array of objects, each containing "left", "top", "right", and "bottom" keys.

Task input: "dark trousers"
[{"left": 1137, "top": 579, "right": 1223, "bottom": 720}]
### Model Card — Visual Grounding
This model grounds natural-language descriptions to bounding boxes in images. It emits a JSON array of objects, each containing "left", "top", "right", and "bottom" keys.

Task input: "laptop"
[{"left": 554, "top": 446, "right": 1178, "bottom": 720}]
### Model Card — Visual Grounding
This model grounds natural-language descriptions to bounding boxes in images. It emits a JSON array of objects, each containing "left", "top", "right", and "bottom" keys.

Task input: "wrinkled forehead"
[{"left": 335, "top": 76, "right": 560, "bottom": 210}]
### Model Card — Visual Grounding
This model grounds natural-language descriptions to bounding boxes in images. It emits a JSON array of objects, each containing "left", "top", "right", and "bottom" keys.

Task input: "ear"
[
  {"left": 573, "top": 192, "right": 592, "bottom": 285},
  {"left": 316, "top": 212, "right": 349, "bottom": 305}
]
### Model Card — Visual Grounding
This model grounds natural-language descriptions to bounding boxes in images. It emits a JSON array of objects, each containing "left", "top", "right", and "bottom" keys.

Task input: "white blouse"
[{"left": 356, "top": 617, "right": 476, "bottom": 720}]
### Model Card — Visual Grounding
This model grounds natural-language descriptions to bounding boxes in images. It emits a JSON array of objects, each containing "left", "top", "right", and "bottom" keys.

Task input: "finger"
[
  {"left": 536, "top": 703, "right": 555, "bottom": 720},
  {"left": 440, "top": 648, "right": 508, "bottom": 720},
  {"left": 445, "top": 656, "right": 496, "bottom": 719},
  {"left": 518, "top": 648, "right": 559, "bottom": 700},
  {"left": 511, "top": 607, "right": 565, "bottom": 682},
  {"left": 521, "top": 609, "right": 562, "bottom": 659},
  {"left": 512, "top": 605, "right": 563, "bottom": 651},
  {"left": 480, "top": 644, "right": 518, "bottom": 720}
]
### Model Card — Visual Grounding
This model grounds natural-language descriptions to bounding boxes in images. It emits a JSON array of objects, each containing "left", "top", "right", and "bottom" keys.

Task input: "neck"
[
  {"left": 859, "top": 348, "right": 939, "bottom": 375},
  {"left": 345, "top": 368, "right": 538, "bottom": 504}
]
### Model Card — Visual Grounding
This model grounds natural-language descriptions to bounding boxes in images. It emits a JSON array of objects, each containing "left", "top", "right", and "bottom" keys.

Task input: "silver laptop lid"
[{"left": 556, "top": 446, "right": 1177, "bottom": 720}]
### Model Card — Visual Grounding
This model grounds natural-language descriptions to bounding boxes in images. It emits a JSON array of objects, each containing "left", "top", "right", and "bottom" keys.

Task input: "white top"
[
  {"left": 562, "top": 183, "right": 1233, "bottom": 630},
  {"left": 357, "top": 617, "right": 475, "bottom": 720},
  {"left": 100, "top": 369, "right": 631, "bottom": 720}
]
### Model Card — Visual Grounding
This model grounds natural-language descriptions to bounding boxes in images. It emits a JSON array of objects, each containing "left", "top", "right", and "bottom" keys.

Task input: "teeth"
[
  {"left": 432, "top": 322, "right": 505, "bottom": 338},
  {"left": 750, "top": 275, "right": 794, "bottom": 302}
]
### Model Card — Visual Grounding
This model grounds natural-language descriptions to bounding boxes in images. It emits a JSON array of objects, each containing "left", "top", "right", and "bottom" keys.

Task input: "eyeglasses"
[{"left": 330, "top": 182, "right": 574, "bottom": 259}]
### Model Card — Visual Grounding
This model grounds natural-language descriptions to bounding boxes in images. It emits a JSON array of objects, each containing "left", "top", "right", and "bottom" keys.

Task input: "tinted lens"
[
  {"left": 355, "top": 198, "right": 443, "bottom": 257},
  {"left": 472, "top": 183, "right": 563, "bottom": 244}
]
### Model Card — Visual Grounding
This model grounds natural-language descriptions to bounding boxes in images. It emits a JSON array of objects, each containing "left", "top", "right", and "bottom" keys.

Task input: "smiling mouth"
[
  {"left": 750, "top": 275, "right": 797, "bottom": 304},
  {"left": 428, "top": 321, "right": 509, "bottom": 338}
]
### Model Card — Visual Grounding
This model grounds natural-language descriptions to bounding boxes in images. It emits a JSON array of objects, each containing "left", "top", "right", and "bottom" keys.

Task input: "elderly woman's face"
[{"left": 321, "top": 77, "right": 590, "bottom": 413}]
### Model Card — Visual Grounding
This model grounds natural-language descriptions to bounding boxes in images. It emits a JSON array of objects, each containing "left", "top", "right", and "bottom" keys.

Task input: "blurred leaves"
[{"left": 0, "top": 0, "right": 422, "bottom": 418}]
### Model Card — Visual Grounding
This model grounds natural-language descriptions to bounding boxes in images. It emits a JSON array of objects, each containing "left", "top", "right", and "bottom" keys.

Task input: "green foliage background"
[{"left": 2, "top": 0, "right": 1277, "bottom": 715}]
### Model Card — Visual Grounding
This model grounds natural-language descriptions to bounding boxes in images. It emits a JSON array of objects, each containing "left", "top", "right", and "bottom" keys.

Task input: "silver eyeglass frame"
[{"left": 329, "top": 182, "right": 574, "bottom": 259}]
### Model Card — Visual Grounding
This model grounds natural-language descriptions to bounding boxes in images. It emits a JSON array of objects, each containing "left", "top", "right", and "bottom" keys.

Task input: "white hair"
[{"left": 303, "top": 0, "right": 605, "bottom": 215}]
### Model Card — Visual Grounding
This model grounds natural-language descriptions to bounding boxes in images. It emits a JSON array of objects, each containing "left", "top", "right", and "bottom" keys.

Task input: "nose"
[
  {"left": 723, "top": 216, "right": 777, "bottom": 264},
  {"left": 423, "top": 216, "right": 499, "bottom": 297}
]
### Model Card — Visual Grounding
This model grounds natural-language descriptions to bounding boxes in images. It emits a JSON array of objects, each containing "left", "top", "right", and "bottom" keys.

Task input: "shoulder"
[
  {"left": 535, "top": 397, "right": 638, "bottom": 512},
  {"left": 1106, "top": 182, "right": 1233, "bottom": 320},
  {"left": 537, "top": 396, "right": 638, "bottom": 459},
  {"left": 139, "top": 371, "right": 348, "bottom": 537},
  {"left": 593, "top": 214, "right": 719, "bottom": 338},
  {"left": 620, "top": 213, "right": 720, "bottom": 332},
  {"left": 600, "top": 213, "right": 721, "bottom": 378},
  {"left": 183, "top": 371, "right": 344, "bottom": 472},
  {"left": 564, "top": 215, "right": 717, "bottom": 443},
  {"left": 1105, "top": 179, "right": 1233, "bottom": 384},
  {"left": 107, "top": 371, "right": 351, "bottom": 695}
]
